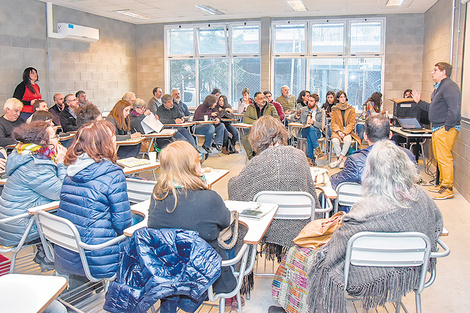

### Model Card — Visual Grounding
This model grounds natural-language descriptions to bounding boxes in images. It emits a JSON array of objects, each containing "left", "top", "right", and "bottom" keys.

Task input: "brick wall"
[{"left": 0, "top": 0, "right": 136, "bottom": 113}]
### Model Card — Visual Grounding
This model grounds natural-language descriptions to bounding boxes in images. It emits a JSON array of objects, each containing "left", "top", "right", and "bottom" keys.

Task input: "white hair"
[
  {"left": 4, "top": 98, "right": 23, "bottom": 111},
  {"left": 362, "top": 140, "right": 419, "bottom": 207}
]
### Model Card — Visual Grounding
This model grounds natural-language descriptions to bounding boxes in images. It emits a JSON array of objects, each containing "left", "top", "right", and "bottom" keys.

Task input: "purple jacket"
[{"left": 194, "top": 103, "right": 216, "bottom": 121}]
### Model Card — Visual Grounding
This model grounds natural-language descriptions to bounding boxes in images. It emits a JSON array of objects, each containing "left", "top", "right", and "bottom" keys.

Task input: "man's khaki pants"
[{"left": 432, "top": 127, "right": 459, "bottom": 188}]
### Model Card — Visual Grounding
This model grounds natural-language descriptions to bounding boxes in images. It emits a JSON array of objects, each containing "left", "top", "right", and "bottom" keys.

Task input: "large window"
[
  {"left": 166, "top": 23, "right": 261, "bottom": 107},
  {"left": 273, "top": 19, "right": 384, "bottom": 110}
]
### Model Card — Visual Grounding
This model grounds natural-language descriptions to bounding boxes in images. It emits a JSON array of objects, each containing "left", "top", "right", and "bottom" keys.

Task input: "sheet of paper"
[{"left": 142, "top": 114, "right": 164, "bottom": 134}]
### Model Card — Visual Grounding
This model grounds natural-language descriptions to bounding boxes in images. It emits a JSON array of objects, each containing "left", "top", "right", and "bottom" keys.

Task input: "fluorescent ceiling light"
[
  {"left": 287, "top": 0, "right": 307, "bottom": 12},
  {"left": 195, "top": 5, "right": 224, "bottom": 15},
  {"left": 114, "top": 10, "right": 150, "bottom": 20},
  {"left": 385, "top": 0, "right": 404, "bottom": 6}
]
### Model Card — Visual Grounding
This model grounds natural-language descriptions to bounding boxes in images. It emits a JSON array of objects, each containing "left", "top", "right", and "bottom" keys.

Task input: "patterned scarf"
[{"left": 15, "top": 143, "right": 57, "bottom": 163}]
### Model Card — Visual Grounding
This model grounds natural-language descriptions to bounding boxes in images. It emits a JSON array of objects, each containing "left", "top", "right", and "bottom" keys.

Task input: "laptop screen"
[{"left": 398, "top": 117, "right": 422, "bottom": 129}]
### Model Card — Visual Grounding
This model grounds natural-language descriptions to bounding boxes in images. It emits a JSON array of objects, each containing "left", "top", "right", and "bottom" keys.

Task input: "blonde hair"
[
  {"left": 133, "top": 98, "right": 146, "bottom": 109},
  {"left": 249, "top": 116, "right": 288, "bottom": 154},
  {"left": 152, "top": 141, "right": 207, "bottom": 212}
]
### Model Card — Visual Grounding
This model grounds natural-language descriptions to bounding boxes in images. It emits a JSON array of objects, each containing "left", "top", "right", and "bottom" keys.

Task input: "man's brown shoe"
[
  {"left": 432, "top": 187, "right": 454, "bottom": 200},
  {"left": 315, "top": 147, "right": 325, "bottom": 158},
  {"left": 428, "top": 185, "right": 442, "bottom": 193}
]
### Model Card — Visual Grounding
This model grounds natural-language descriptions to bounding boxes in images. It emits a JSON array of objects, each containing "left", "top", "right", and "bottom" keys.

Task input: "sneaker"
[
  {"left": 339, "top": 159, "right": 346, "bottom": 169},
  {"left": 432, "top": 187, "right": 454, "bottom": 200},
  {"left": 315, "top": 147, "right": 324, "bottom": 158},
  {"left": 215, "top": 144, "right": 223, "bottom": 152},
  {"left": 329, "top": 159, "right": 341, "bottom": 168},
  {"left": 222, "top": 147, "right": 230, "bottom": 155},
  {"left": 428, "top": 185, "right": 442, "bottom": 193}
]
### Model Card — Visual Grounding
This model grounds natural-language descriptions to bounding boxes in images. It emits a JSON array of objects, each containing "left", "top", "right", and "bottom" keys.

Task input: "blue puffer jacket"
[
  {"left": 331, "top": 143, "right": 417, "bottom": 189},
  {"left": 104, "top": 228, "right": 222, "bottom": 313},
  {"left": 0, "top": 151, "right": 66, "bottom": 246},
  {"left": 55, "top": 159, "right": 132, "bottom": 279}
]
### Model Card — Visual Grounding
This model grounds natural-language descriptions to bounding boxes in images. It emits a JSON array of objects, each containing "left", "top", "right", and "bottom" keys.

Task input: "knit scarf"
[
  {"left": 15, "top": 143, "right": 57, "bottom": 163},
  {"left": 307, "top": 188, "right": 443, "bottom": 313},
  {"left": 333, "top": 101, "right": 350, "bottom": 111}
]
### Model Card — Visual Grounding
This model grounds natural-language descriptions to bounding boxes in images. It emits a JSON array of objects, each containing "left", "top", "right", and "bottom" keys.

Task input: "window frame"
[
  {"left": 164, "top": 22, "right": 261, "bottom": 108},
  {"left": 271, "top": 17, "right": 386, "bottom": 110}
]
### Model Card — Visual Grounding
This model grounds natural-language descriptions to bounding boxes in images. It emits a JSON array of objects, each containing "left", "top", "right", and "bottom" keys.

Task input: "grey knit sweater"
[
  {"left": 228, "top": 145, "right": 320, "bottom": 248},
  {"left": 307, "top": 187, "right": 443, "bottom": 313}
]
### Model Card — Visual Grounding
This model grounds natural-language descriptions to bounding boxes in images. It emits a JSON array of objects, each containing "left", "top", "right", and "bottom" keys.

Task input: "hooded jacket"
[
  {"left": 103, "top": 228, "right": 222, "bottom": 313},
  {"left": 54, "top": 157, "right": 132, "bottom": 278},
  {"left": 0, "top": 151, "right": 66, "bottom": 246}
]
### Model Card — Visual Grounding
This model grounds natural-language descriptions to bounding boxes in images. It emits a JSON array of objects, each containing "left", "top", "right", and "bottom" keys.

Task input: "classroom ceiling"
[{"left": 39, "top": 0, "right": 439, "bottom": 24}]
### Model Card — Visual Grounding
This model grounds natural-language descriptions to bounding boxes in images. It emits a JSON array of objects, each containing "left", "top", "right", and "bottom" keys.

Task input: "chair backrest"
[
  {"left": 126, "top": 178, "right": 156, "bottom": 204},
  {"left": 253, "top": 191, "right": 315, "bottom": 220},
  {"left": 335, "top": 182, "right": 363, "bottom": 207},
  {"left": 344, "top": 232, "right": 432, "bottom": 294},
  {"left": 35, "top": 210, "right": 98, "bottom": 281}
]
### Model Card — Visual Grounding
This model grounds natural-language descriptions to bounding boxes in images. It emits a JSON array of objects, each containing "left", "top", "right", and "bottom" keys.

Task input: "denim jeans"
[
  {"left": 224, "top": 123, "right": 240, "bottom": 143},
  {"left": 301, "top": 126, "right": 322, "bottom": 159},
  {"left": 173, "top": 127, "right": 197, "bottom": 148},
  {"left": 195, "top": 123, "right": 225, "bottom": 147}
]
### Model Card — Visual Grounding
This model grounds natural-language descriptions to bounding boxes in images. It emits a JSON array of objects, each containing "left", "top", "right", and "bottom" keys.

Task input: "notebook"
[{"left": 141, "top": 114, "right": 164, "bottom": 134}]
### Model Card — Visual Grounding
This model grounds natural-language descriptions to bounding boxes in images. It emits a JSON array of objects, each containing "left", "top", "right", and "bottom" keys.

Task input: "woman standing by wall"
[{"left": 13, "top": 67, "right": 41, "bottom": 121}]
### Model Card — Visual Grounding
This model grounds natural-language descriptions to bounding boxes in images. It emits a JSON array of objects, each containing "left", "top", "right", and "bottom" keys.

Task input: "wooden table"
[
  {"left": 163, "top": 122, "right": 197, "bottom": 128},
  {"left": 124, "top": 168, "right": 231, "bottom": 236},
  {"left": 120, "top": 160, "right": 160, "bottom": 176},
  {"left": 58, "top": 133, "right": 75, "bottom": 141},
  {"left": 204, "top": 169, "right": 229, "bottom": 188},
  {"left": 232, "top": 123, "right": 252, "bottom": 129},
  {"left": 142, "top": 129, "right": 178, "bottom": 156},
  {"left": 390, "top": 126, "right": 432, "bottom": 149},
  {"left": 125, "top": 199, "right": 279, "bottom": 245},
  {"left": 27, "top": 201, "right": 60, "bottom": 215},
  {"left": 0, "top": 274, "right": 67, "bottom": 313},
  {"left": 224, "top": 200, "right": 278, "bottom": 245},
  {"left": 220, "top": 118, "right": 238, "bottom": 123},
  {"left": 116, "top": 137, "right": 144, "bottom": 147}
]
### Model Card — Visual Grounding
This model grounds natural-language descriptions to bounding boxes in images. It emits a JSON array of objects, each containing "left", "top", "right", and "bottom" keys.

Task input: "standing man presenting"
[{"left": 412, "top": 62, "right": 461, "bottom": 200}]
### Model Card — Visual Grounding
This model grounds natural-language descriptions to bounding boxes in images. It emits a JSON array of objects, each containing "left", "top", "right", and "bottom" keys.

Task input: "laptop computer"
[{"left": 397, "top": 117, "right": 432, "bottom": 134}]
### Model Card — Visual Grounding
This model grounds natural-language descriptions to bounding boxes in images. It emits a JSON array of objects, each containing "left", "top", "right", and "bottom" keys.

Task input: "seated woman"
[
  {"left": 228, "top": 116, "right": 319, "bottom": 252},
  {"left": 147, "top": 140, "right": 238, "bottom": 308},
  {"left": 216, "top": 95, "right": 239, "bottom": 154},
  {"left": 55, "top": 120, "right": 132, "bottom": 279},
  {"left": 106, "top": 100, "right": 142, "bottom": 159},
  {"left": 296, "top": 90, "right": 309, "bottom": 110},
  {"left": 356, "top": 92, "right": 385, "bottom": 140},
  {"left": 194, "top": 95, "right": 226, "bottom": 154},
  {"left": 272, "top": 140, "right": 443, "bottom": 313},
  {"left": 329, "top": 91, "right": 360, "bottom": 169},
  {"left": 0, "top": 121, "right": 66, "bottom": 269}
]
